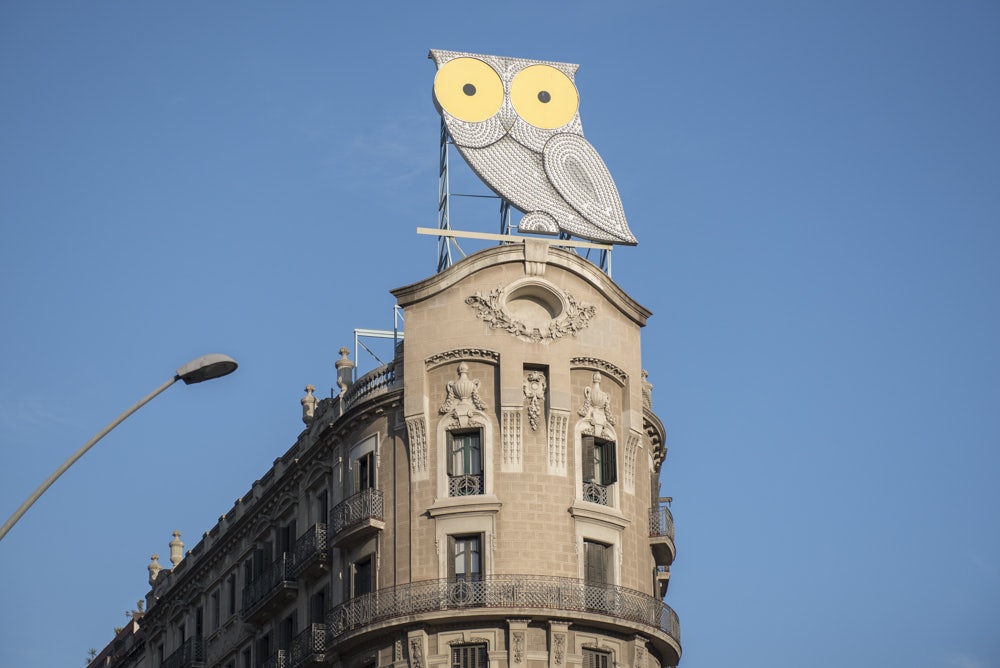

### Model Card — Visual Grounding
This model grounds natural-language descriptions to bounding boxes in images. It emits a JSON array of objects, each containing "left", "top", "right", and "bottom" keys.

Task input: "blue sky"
[{"left": 1, "top": 2, "right": 998, "bottom": 666}]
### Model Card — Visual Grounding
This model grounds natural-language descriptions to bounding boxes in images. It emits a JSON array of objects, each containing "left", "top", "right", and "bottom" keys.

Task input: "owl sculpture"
[{"left": 430, "top": 49, "right": 637, "bottom": 246}]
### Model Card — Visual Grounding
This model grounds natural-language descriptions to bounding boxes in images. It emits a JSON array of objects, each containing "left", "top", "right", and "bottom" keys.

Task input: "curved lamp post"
[{"left": 0, "top": 353, "right": 238, "bottom": 542}]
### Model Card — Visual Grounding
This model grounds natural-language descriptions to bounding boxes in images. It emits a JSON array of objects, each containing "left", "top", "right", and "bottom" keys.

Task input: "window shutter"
[
  {"left": 601, "top": 441, "right": 617, "bottom": 485},
  {"left": 582, "top": 436, "right": 595, "bottom": 481}
]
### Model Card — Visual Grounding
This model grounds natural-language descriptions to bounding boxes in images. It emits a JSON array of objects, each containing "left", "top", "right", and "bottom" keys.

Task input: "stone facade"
[{"left": 88, "top": 241, "right": 678, "bottom": 668}]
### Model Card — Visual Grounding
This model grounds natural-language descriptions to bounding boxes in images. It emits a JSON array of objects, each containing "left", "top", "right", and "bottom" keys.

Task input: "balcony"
[
  {"left": 242, "top": 554, "right": 298, "bottom": 624},
  {"left": 290, "top": 623, "right": 327, "bottom": 667},
  {"left": 655, "top": 565, "right": 671, "bottom": 598},
  {"left": 163, "top": 638, "right": 204, "bottom": 668},
  {"left": 330, "top": 488, "right": 384, "bottom": 547},
  {"left": 261, "top": 649, "right": 289, "bottom": 668},
  {"left": 291, "top": 523, "right": 329, "bottom": 579},
  {"left": 325, "top": 575, "right": 680, "bottom": 666},
  {"left": 649, "top": 502, "right": 676, "bottom": 566},
  {"left": 448, "top": 473, "right": 483, "bottom": 497},
  {"left": 582, "top": 480, "right": 609, "bottom": 506}
]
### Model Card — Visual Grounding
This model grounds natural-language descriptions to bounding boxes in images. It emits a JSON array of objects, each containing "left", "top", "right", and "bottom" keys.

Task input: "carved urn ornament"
[
  {"left": 523, "top": 371, "right": 547, "bottom": 431},
  {"left": 578, "top": 372, "right": 616, "bottom": 439},
  {"left": 439, "top": 362, "right": 488, "bottom": 428}
]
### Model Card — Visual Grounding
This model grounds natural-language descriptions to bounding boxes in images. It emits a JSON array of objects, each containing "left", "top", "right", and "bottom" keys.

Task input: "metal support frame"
[
  {"left": 353, "top": 305, "right": 405, "bottom": 382},
  {"left": 436, "top": 120, "right": 612, "bottom": 276}
]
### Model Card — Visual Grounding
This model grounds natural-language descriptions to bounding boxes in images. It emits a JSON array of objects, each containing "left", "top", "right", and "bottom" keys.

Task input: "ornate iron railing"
[
  {"left": 342, "top": 362, "right": 398, "bottom": 411},
  {"left": 242, "top": 553, "right": 295, "bottom": 613},
  {"left": 290, "top": 623, "right": 326, "bottom": 667},
  {"left": 163, "top": 637, "right": 204, "bottom": 668},
  {"left": 649, "top": 504, "right": 674, "bottom": 539},
  {"left": 262, "top": 649, "right": 289, "bottom": 668},
  {"left": 330, "top": 488, "right": 384, "bottom": 535},
  {"left": 291, "top": 523, "right": 328, "bottom": 572},
  {"left": 325, "top": 575, "right": 679, "bottom": 644},
  {"left": 582, "top": 481, "right": 609, "bottom": 505},
  {"left": 448, "top": 473, "right": 483, "bottom": 496}
]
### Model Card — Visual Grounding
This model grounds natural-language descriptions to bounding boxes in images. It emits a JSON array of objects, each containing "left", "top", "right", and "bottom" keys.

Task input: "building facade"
[{"left": 88, "top": 239, "right": 679, "bottom": 668}]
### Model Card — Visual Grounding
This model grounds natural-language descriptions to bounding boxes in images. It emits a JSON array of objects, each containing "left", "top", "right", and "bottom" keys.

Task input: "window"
[
  {"left": 226, "top": 574, "right": 237, "bottom": 617},
  {"left": 240, "top": 647, "right": 251, "bottom": 668},
  {"left": 256, "top": 634, "right": 270, "bottom": 666},
  {"left": 210, "top": 590, "right": 220, "bottom": 632},
  {"left": 582, "top": 436, "right": 617, "bottom": 485},
  {"left": 279, "top": 612, "right": 297, "bottom": 652},
  {"left": 449, "top": 534, "right": 482, "bottom": 581},
  {"left": 354, "top": 451, "right": 375, "bottom": 492},
  {"left": 584, "top": 539, "right": 611, "bottom": 587},
  {"left": 452, "top": 644, "right": 488, "bottom": 668},
  {"left": 583, "top": 649, "right": 611, "bottom": 668},
  {"left": 278, "top": 521, "right": 296, "bottom": 556},
  {"left": 309, "top": 590, "right": 326, "bottom": 625},
  {"left": 448, "top": 431, "right": 483, "bottom": 496},
  {"left": 350, "top": 556, "right": 373, "bottom": 598}
]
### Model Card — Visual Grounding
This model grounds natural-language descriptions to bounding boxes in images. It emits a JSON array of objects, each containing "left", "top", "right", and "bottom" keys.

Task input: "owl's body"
[{"left": 430, "top": 49, "right": 637, "bottom": 246}]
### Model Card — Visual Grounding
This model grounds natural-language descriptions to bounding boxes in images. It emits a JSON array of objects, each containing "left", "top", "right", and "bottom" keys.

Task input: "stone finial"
[
  {"left": 169, "top": 531, "right": 184, "bottom": 567},
  {"left": 301, "top": 384, "right": 318, "bottom": 424},
  {"left": 439, "top": 362, "right": 487, "bottom": 428},
  {"left": 641, "top": 369, "right": 652, "bottom": 409},
  {"left": 335, "top": 347, "right": 355, "bottom": 394},
  {"left": 148, "top": 554, "right": 162, "bottom": 586}
]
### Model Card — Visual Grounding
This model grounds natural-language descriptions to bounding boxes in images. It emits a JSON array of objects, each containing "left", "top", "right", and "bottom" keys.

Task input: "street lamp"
[{"left": 0, "top": 353, "right": 238, "bottom": 542}]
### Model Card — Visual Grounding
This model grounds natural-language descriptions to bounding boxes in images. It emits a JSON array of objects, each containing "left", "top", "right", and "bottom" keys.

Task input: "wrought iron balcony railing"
[
  {"left": 291, "top": 523, "right": 328, "bottom": 578},
  {"left": 290, "top": 623, "right": 326, "bottom": 667},
  {"left": 325, "top": 575, "right": 680, "bottom": 646},
  {"left": 649, "top": 504, "right": 674, "bottom": 539},
  {"left": 163, "top": 637, "right": 204, "bottom": 668},
  {"left": 261, "top": 649, "right": 289, "bottom": 668},
  {"left": 330, "top": 488, "right": 384, "bottom": 536},
  {"left": 242, "top": 553, "right": 295, "bottom": 614},
  {"left": 448, "top": 473, "right": 483, "bottom": 497},
  {"left": 582, "top": 480, "right": 609, "bottom": 505}
]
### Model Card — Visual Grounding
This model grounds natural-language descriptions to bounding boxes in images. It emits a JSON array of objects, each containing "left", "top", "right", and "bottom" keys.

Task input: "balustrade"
[
  {"left": 163, "top": 637, "right": 204, "bottom": 668},
  {"left": 325, "top": 575, "right": 679, "bottom": 645},
  {"left": 448, "top": 473, "right": 483, "bottom": 497},
  {"left": 290, "top": 623, "right": 326, "bottom": 667},
  {"left": 582, "top": 480, "right": 609, "bottom": 505},
  {"left": 330, "top": 488, "right": 384, "bottom": 536}
]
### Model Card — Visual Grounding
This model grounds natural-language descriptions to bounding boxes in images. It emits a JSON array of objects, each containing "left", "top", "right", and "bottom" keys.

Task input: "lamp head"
[{"left": 176, "top": 354, "right": 239, "bottom": 385}]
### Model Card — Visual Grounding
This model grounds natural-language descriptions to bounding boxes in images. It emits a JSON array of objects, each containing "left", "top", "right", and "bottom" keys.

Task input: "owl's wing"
[{"left": 542, "top": 134, "right": 637, "bottom": 245}]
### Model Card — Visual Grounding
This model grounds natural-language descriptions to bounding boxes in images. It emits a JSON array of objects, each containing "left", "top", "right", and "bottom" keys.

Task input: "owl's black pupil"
[
  {"left": 463, "top": 83, "right": 476, "bottom": 96},
  {"left": 538, "top": 90, "right": 552, "bottom": 103}
]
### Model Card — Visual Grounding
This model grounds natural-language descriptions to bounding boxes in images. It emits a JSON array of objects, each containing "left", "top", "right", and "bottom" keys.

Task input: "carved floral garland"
[{"left": 465, "top": 287, "right": 596, "bottom": 343}]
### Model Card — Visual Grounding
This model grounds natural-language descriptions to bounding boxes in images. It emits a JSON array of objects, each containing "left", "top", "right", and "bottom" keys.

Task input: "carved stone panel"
[
  {"left": 406, "top": 415, "right": 429, "bottom": 480},
  {"left": 547, "top": 410, "right": 569, "bottom": 475},
  {"left": 502, "top": 408, "right": 523, "bottom": 472}
]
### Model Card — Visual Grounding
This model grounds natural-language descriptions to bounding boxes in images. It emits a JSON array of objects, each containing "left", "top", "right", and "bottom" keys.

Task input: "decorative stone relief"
[
  {"left": 502, "top": 408, "right": 523, "bottom": 471},
  {"left": 466, "top": 286, "right": 597, "bottom": 344},
  {"left": 512, "top": 631, "right": 525, "bottom": 663},
  {"left": 624, "top": 431, "right": 642, "bottom": 494},
  {"left": 301, "top": 384, "right": 318, "bottom": 424},
  {"left": 395, "top": 640, "right": 404, "bottom": 662},
  {"left": 426, "top": 348, "right": 499, "bottom": 368},
  {"left": 577, "top": 373, "right": 616, "bottom": 441},
  {"left": 523, "top": 371, "right": 547, "bottom": 431},
  {"left": 547, "top": 410, "right": 569, "bottom": 475},
  {"left": 570, "top": 357, "right": 628, "bottom": 385},
  {"left": 633, "top": 644, "right": 647, "bottom": 668},
  {"left": 409, "top": 634, "right": 425, "bottom": 668},
  {"left": 439, "top": 362, "right": 488, "bottom": 429},
  {"left": 552, "top": 633, "right": 566, "bottom": 665},
  {"left": 406, "top": 415, "right": 429, "bottom": 479},
  {"left": 641, "top": 370, "right": 653, "bottom": 409}
]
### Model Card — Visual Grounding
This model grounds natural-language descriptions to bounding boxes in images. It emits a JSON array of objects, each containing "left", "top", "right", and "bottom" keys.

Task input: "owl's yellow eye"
[
  {"left": 510, "top": 65, "right": 578, "bottom": 129},
  {"left": 434, "top": 57, "right": 504, "bottom": 123}
]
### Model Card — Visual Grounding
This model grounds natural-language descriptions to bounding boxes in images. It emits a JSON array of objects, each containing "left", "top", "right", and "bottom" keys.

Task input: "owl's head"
[{"left": 429, "top": 49, "right": 584, "bottom": 152}]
